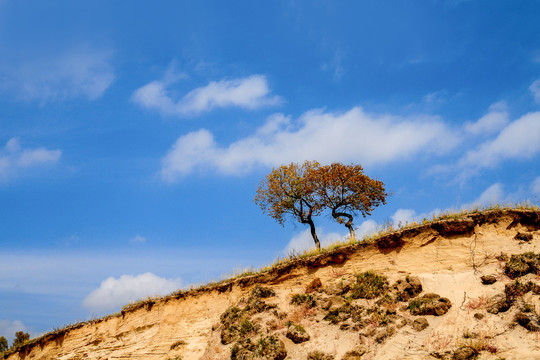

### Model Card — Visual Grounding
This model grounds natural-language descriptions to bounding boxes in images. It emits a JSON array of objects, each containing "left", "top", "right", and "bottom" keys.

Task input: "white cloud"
[
  {"left": 391, "top": 209, "right": 417, "bottom": 226},
  {"left": 161, "top": 107, "right": 457, "bottom": 180},
  {"left": 354, "top": 219, "right": 378, "bottom": 239},
  {"left": 462, "top": 183, "right": 505, "bottom": 209},
  {"left": 0, "top": 320, "right": 26, "bottom": 340},
  {"left": 531, "top": 176, "right": 540, "bottom": 195},
  {"left": 459, "top": 111, "right": 540, "bottom": 170},
  {"left": 129, "top": 235, "right": 147, "bottom": 244},
  {"left": 132, "top": 74, "right": 282, "bottom": 116},
  {"left": 1, "top": 47, "right": 114, "bottom": 102},
  {"left": 82, "top": 273, "right": 182, "bottom": 312},
  {"left": 0, "top": 138, "right": 61, "bottom": 181},
  {"left": 464, "top": 101, "right": 509, "bottom": 135},
  {"left": 530, "top": 80, "right": 540, "bottom": 104}
]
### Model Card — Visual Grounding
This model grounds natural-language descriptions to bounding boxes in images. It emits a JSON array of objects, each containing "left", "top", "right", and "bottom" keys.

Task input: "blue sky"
[{"left": 1, "top": 0, "right": 540, "bottom": 340}]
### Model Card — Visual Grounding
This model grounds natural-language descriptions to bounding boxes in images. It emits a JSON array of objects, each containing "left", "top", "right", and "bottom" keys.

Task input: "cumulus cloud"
[
  {"left": 161, "top": 107, "right": 457, "bottom": 181},
  {"left": 0, "top": 138, "right": 61, "bottom": 181},
  {"left": 0, "top": 47, "right": 114, "bottom": 102},
  {"left": 464, "top": 101, "right": 509, "bottom": 135},
  {"left": 391, "top": 209, "right": 417, "bottom": 226},
  {"left": 354, "top": 219, "right": 378, "bottom": 239},
  {"left": 82, "top": 273, "right": 182, "bottom": 312},
  {"left": 530, "top": 80, "right": 540, "bottom": 104},
  {"left": 0, "top": 320, "right": 26, "bottom": 340},
  {"left": 458, "top": 112, "right": 540, "bottom": 170},
  {"left": 132, "top": 74, "right": 282, "bottom": 116}
]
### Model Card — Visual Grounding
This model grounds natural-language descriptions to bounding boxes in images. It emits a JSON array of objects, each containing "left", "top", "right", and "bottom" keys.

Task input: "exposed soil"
[{"left": 3, "top": 208, "right": 540, "bottom": 360}]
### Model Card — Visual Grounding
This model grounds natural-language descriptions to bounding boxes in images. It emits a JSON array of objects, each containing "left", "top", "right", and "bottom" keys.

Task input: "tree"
[
  {"left": 254, "top": 161, "right": 323, "bottom": 250},
  {"left": 312, "top": 163, "right": 387, "bottom": 240},
  {"left": 255, "top": 161, "right": 387, "bottom": 250},
  {"left": 0, "top": 336, "right": 8, "bottom": 352},
  {"left": 12, "top": 331, "right": 29, "bottom": 348}
]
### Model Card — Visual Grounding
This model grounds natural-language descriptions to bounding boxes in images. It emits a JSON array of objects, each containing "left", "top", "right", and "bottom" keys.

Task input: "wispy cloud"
[
  {"left": 0, "top": 138, "right": 61, "bottom": 182},
  {"left": 161, "top": 107, "right": 458, "bottom": 181},
  {"left": 0, "top": 47, "right": 114, "bottom": 103},
  {"left": 321, "top": 48, "right": 345, "bottom": 81},
  {"left": 132, "top": 74, "right": 282, "bottom": 116},
  {"left": 458, "top": 111, "right": 540, "bottom": 170},
  {"left": 82, "top": 273, "right": 182, "bottom": 312},
  {"left": 129, "top": 235, "right": 147, "bottom": 244},
  {"left": 464, "top": 101, "right": 509, "bottom": 135},
  {"left": 530, "top": 79, "right": 540, "bottom": 104}
]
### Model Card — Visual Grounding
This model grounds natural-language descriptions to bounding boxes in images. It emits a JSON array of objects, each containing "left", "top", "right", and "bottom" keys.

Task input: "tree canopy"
[
  {"left": 311, "top": 163, "right": 387, "bottom": 239},
  {"left": 254, "top": 161, "right": 323, "bottom": 250},
  {"left": 255, "top": 161, "right": 387, "bottom": 251}
]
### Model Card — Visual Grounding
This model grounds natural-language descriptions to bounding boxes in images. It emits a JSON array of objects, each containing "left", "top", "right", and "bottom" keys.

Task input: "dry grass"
[
  {"left": 425, "top": 331, "right": 454, "bottom": 352},
  {"left": 329, "top": 267, "right": 348, "bottom": 279},
  {"left": 465, "top": 295, "right": 489, "bottom": 310},
  {"left": 289, "top": 303, "right": 318, "bottom": 325}
]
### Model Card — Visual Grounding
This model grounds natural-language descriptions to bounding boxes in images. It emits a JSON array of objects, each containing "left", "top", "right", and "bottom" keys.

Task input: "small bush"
[
  {"left": 290, "top": 293, "right": 316, "bottom": 308},
  {"left": 253, "top": 335, "right": 287, "bottom": 359},
  {"left": 351, "top": 271, "right": 389, "bottom": 299},
  {"left": 221, "top": 307, "right": 243, "bottom": 327},
  {"left": 251, "top": 285, "right": 275, "bottom": 298},
  {"left": 505, "top": 252, "right": 540, "bottom": 279},
  {"left": 0, "top": 336, "right": 8, "bottom": 352},
  {"left": 307, "top": 350, "right": 335, "bottom": 360},
  {"left": 12, "top": 331, "right": 29, "bottom": 348},
  {"left": 238, "top": 319, "right": 256, "bottom": 336}
]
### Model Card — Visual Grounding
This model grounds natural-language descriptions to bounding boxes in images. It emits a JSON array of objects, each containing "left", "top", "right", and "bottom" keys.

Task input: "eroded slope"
[{"left": 5, "top": 209, "right": 540, "bottom": 360}]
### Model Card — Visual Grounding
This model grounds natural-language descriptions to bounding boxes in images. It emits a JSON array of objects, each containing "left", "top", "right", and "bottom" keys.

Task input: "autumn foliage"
[{"left": 254, "top": 161, "right": 387, "bottom": 250}]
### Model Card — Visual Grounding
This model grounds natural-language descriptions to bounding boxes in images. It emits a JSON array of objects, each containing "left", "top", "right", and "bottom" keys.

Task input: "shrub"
[
  {"left": 351, "top": 271, "right": 389, "bottom": 299},
  {"left": 12, "top": 331, "right": 29, "bottom": 348},
  {"left": 251, "top": 285, "right": 275, "bottom": 298},
  {"left": 307, "top": 350, "right": 335, "bottom": 360},
  {"left": 505, "top": 252, "right": 540, "bottom": 279},
  {"left": 238, "top": 319, "right": 255, "bottom": 336},
  {"left": 220, "top": 307, "right": 243, "bottom": 327},
  {"left": 290, "top": 293, "right": 316, "bottom": 308},
  {"left": 0, "top": 336, "right": 7, "bottom": 352}
]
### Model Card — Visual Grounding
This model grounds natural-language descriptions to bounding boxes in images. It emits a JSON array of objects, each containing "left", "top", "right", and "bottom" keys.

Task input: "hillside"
[{"left": 4, "top": 208, "right": 540, "bottom": 360}]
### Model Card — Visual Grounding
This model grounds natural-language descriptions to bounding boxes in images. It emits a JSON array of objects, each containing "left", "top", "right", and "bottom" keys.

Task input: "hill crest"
[{"left": 4, "top": 207, "right": 540, "bottom": 360}]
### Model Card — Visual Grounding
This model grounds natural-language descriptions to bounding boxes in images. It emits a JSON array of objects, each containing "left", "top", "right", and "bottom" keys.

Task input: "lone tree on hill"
[
  {"left": 255, "top": 161, "right": 387, "bottom": 250},
  {"left": 254, "top": 161, "right": 324, "bottom": 250},
  {"left": 312, "top": 163, "right": 387, "bottom": 240}
]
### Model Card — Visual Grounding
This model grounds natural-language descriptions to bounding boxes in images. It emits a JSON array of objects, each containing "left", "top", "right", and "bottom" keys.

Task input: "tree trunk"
[
  {"left": 332, "top": 210, "right": 356, "bottom": 241},
  {"left": 308, "top": 217, "right": 321, "bottom": 251}
]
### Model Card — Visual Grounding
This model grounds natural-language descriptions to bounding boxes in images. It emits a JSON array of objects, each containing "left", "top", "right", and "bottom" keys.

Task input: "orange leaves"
[
  {"left": 254, "top": 161, "right": 323, "bottom": 225},
  {"left": 254, "top": 161, "right": 387, "bottom": 240}
]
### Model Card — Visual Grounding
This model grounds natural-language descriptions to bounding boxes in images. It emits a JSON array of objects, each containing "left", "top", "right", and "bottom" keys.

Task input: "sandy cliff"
[{"left": 4, "top": 208, "right": 540, "bottom": 360}]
